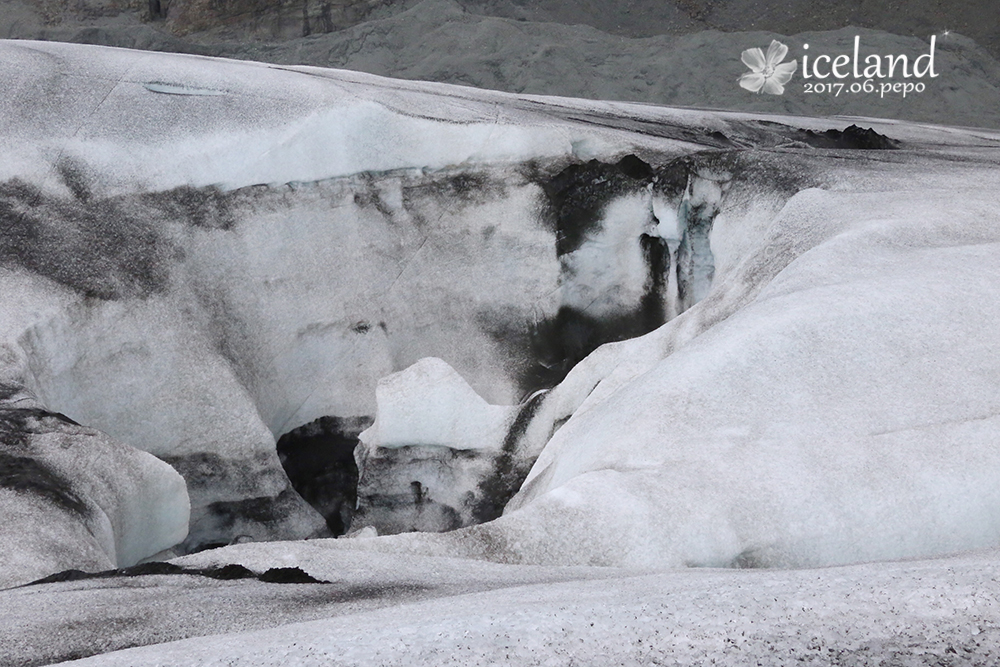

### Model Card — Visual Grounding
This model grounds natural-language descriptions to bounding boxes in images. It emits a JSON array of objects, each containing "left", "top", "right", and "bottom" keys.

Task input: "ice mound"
[
  {"left": 516, "top": 187, "right": 1000, "bottom": 567},
  {"left": 0, "top": 353, "right": 189, "bottom": 587},
  {"left": 361, "top": 358, "right": 514, "bottom": 451},
  {"left": 354, "top": 358, "right": 519, "bottom": 533},
  {"left": 327, "top": 180, "right": 1000, "bottom": 569}
]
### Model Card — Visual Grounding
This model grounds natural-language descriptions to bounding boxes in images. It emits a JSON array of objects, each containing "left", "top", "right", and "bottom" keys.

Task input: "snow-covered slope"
[{"left": 503, "top": 187, "right": 1000, "bottom": 568}]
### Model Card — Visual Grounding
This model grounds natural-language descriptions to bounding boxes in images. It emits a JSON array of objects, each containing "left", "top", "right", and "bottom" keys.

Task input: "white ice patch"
[
  {"left": 354, "top": 358, "right": 517, "bottom": 533},
  {"left": 360, "top": 357, "right": 514, "bottom": 451},
  {"left": 559, "top": 192, "right": 656, "bottom": 317},
  {"left": 688, "top": 170, "right": 727, "bottom": 211},
  {"left": 651, "top": 192, "right": 682, "bottom": 242}
]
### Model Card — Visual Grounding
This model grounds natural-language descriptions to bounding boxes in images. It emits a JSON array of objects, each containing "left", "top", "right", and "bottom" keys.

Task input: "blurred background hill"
[{"left": 2, "top": 0, "right": 999, "bottom": 128}]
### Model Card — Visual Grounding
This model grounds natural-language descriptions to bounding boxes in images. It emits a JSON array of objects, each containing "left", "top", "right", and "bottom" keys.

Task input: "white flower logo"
[{"left": 739, "top": 40, "right": 797, "bottom": 95}]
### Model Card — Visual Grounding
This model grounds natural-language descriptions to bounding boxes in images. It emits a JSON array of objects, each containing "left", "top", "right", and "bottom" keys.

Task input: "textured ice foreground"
[{"left": 8, "top": 541, "right": 996, "bottom": 666}]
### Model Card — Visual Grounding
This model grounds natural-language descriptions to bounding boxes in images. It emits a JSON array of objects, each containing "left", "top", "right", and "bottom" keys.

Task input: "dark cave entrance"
[{"left": 276, "top": 415, "right": 372, "bottom": 536}]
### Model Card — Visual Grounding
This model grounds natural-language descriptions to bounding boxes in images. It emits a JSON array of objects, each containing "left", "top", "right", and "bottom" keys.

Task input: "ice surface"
[
  {"left": 360, "top": 357, "right": 514, "bottom": 452},
  {"left": 0, "top": 39, "right": 683, "bottom": 195},
  {"left": 20, "top": 539, "right": 1000, "bottom": 666},
  {"left": 353, "top": 358, "right": 518, "bottom": 533},
  {"left": 0, "top": 362, "right": 189, "bottom": 587},
  {"left": 5, "top": 38, "right": 1000, "bottom": 571},
  {"left": 497, "top": 185, "right": 1000, "bottom": 568},
  {"left": 0, "top": 39, "right": 708, "bottom": 547},
  {"left": 2, "top": 37, "right": 1000, "bottom": 666}
]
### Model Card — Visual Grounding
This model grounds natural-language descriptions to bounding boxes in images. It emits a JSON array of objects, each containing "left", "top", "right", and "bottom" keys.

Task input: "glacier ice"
[
  {"left": 0, "top": 351, "right": 189, "bottom": 587},
  {"left": 3, "top": 38, "right": 1000, "bottom": 571},
  {"left": 354, "top": 358, "right": 519, "bottom": 533},
  {"left": 0, "top": 39, "right": 702, "bottom": 547},
  {"left": 450, "top": 185, "right": 1000, "bottom": 568},
  {"left": 361, "top": 358, "right": 515, "bottom": 452},
  {"left": 308, "top": 161, "right": 1000, "bottom": 569},
  {"left": 674, "top": 168, "right": 731, "bottom": 312},
  {"left": 16, "top": 541, "right": 999, "bottom": 666}
]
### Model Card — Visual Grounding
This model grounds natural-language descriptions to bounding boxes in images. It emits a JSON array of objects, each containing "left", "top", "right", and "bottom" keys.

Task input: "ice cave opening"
[{"left": 275, "top": 415, "right": 372, "bottom": 536}]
